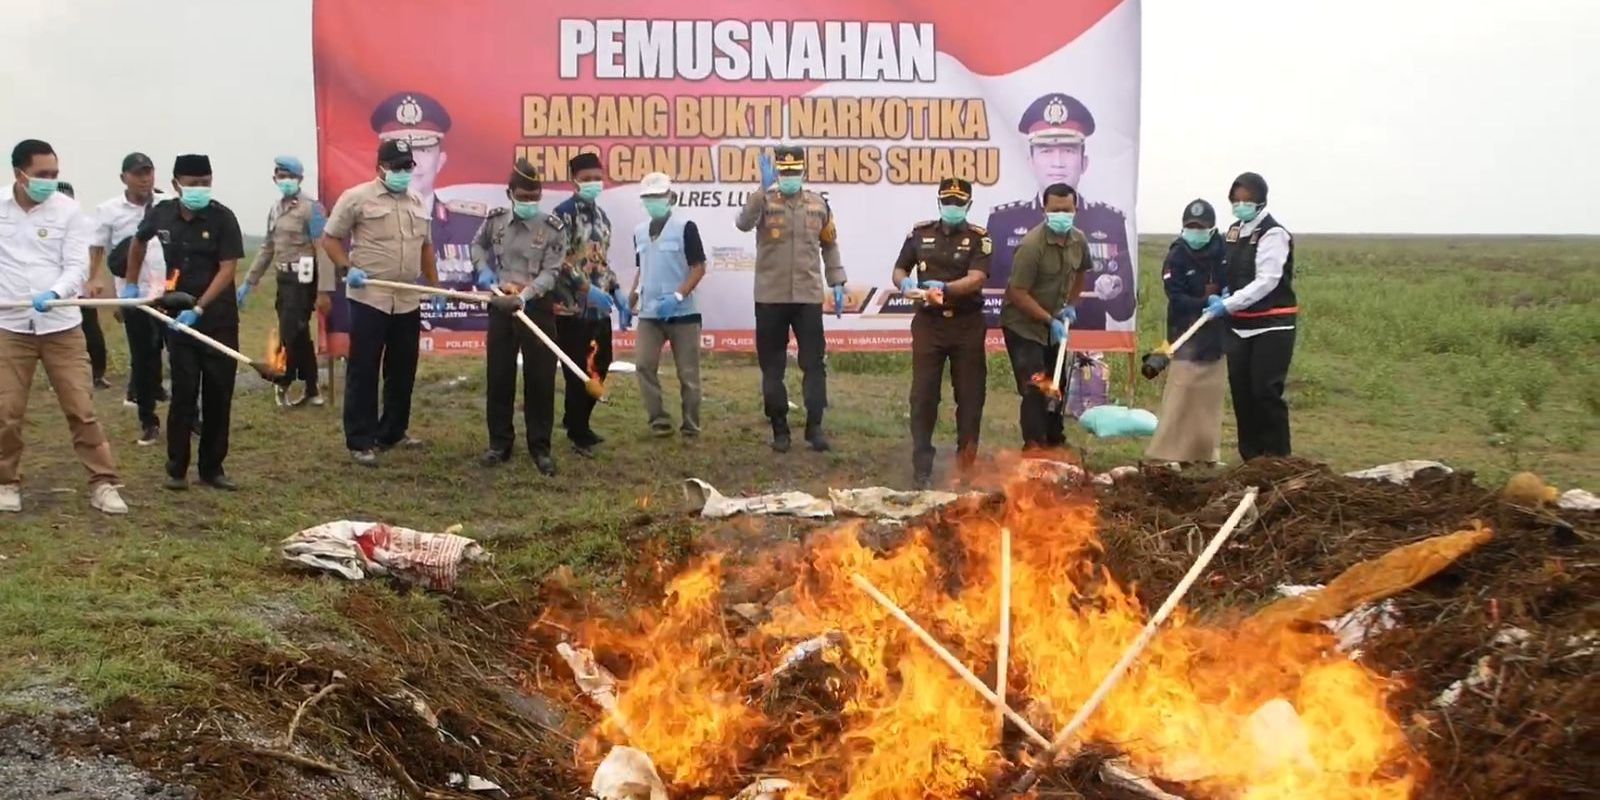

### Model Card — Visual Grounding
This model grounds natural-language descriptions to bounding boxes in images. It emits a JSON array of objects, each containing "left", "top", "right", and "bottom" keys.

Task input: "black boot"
[
  {"left": 804, "top": 419, "right": 831, "bottom": 452},
  {"left": 770, "top": 418, "right": 791, "bottom": 453}
]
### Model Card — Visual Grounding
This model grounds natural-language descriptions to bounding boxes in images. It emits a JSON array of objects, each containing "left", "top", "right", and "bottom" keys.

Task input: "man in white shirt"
[
  {"left": 92, "top": 152, "right": 167, "bottom": 445},
  {"left": 0, "top": 139, "right": 127, "bottom": 515},
  {"left": 1205, "top": 172, "right": 1297, "bottom": 461}
]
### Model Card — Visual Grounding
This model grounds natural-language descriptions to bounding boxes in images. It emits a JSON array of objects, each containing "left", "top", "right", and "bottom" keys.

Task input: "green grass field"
[{"left": 1, "top": 234, "right": 1595, "bottom": 713}]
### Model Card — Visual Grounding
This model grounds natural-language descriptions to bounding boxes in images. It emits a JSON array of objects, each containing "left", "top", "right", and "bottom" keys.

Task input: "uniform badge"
[
  {"left": 1189, "top": 202, "right": 1206, "bottom": 217},
  {"left": 201, "top": 231, "right": 210, "bottom": 240},
  {"left": 1226, "top": 228, "right": 1240, "bottom": 243},
  {"left": 1044, "top": 97, "right": 1069, "bottom": 124},
  {"left": 921, "top": 237, "right": 935, "bottom": 244},
  {"left": 397, "top": 96, "right": 424, "bottom": 126},
  {"left": 36, "top": 228, "right": 48, "bottom": 239},
  {"left": 1092, "top": 230, "right": 1108, "bottom": 240},
  {"left": 1013, "top": 227, "right": 1027, "bottom": 235},
  {"left": 960, "top": 238, "right": 970, "bottom": 247},
  {"left": 981, "top": 237, "right": 992, "bottom": 255}
]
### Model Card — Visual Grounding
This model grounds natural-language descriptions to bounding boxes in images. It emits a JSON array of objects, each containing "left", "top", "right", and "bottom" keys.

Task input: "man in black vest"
[{"left": 1206, "top": 172, "right": 1296, "bottom": 461}]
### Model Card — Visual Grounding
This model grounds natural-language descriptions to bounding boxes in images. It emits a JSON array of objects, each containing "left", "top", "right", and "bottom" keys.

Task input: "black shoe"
[
  {"left": 805, "top": 424, "right": 831, "bottom": 453},
  {"left": 136, "top": 425, "right": 160, "bottom": 447},
  {"left": 377, "top": 437, "right": 424, "bottom": 452},
  {"left": 163, "top": 476, "right": 189, "bottom": 491},
  {"left": 350, "top": 449, "right": 379, "bottom": 468},
  {"left": 93, "top": 376, "right": 112, "bottom": 390},
  {"left": 590, "top": 433, "right": 606, "bottom": 446},
  {"left": 571, "top": 442, "right": 596, "bottom": 459},
  {"left": 534, "top": 454, "right": 557, "bottom": 476},
  {"left": 199, "top": 474, "right": 237, "bottom": 491},
  {"left": 770, "top": 420, "right": 791, "bottom": 453},
  {"left": 650, "top": 424, "right": 675, "bottom": 438},
  {"left": 479, "top": 450, "right": 510, "bottom": 467}
]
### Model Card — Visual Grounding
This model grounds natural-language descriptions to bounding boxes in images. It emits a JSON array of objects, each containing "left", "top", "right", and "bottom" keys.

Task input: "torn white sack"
[
  {"left": 591, "top": 745, "right": 669, "bottom": 800},
  {"left": 556, "top": 643, "right": 620, "bottom": 716},
  {"left": 683, "top": 479, "right": 832, "bottom": 519},
  {"left": 279, "top": 521, "right": 489, "bottom": 591},
  {"left": 828, "top": 487, "right": 960, "bottom": 520},
  {"left": 1276, "top": 584, "right": 1399, "bottom": 654},
  {"left": 1558, "top": 488, "right": 1599, "bottom": 511},
  {"left": 1344, "top": 461, "right": 1453, "bottom": 485},
  {"left": 732, "top": 778, "right": 795, "bottom": 799}
]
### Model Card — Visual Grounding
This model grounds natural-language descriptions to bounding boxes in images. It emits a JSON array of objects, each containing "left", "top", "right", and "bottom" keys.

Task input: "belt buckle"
[{"left": 941, "top": 309, "right": 954, "bottom": 318}]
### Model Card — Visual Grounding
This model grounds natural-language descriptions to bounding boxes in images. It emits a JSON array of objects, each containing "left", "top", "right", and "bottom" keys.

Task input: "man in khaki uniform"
[
  {"left": 734, "top": 144, "right": 847, "bottom": 453},
  {"left": 322, "top": 139, "right": 444, "bottom": 467},
  {"left": 238, "top": 155, "right": 329, "bottom": 407},
  {"left": 1000, "top": 182, "right": 1089, "bottom": 451}
]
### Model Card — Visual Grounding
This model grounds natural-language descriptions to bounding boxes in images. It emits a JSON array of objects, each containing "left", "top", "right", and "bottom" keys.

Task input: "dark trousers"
[
  {"left": 910, "top": 311, "right": 987, "bottom": 477},
  {"left": 276, "top": 280, "right": 319, "bottom": 390},
  {"left": 122, "top": 310, "right": 164, "bottom": 428},
  {"left": 343, "top": 302, "right": 420, "bottom": 452},
  {"left": 82, "top": 308, "right": 108, "bottom": 380},
  {"left": 166, "top": 327, "right": 237, "bottom": 479},
  {"left": 1225, "top": 328, "right": 1295, "bottom": 460},
  {"left": 486, "top": 303, "right": 557, "bottom": 458},
  {"left": 1003, "top": 327, "right": 1065, "bottom": 449},
  {"left": 754, "top": 302, "right": 827, "bottom": 424},
  {"left": 556, "top": 315, "right": 611, "bottom": 445}
]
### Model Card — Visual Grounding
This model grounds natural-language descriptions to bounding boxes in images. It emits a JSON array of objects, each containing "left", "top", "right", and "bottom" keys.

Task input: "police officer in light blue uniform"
[{"left": 988, "top": 93, "right": 1133, "bottom": 332}]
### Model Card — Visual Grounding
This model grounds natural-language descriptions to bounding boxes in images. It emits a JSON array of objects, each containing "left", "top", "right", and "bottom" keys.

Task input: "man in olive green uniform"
[
  {"left": 470, "top": 160, "right": 567, "bottom": 475},
  {"left": 891, "top": 178, "right": 991, "bottom": 488},
  {"left": 1000, "top": 182, "right": 1089, "bottom": 451},
  {"left": 238, "top": 155, "right": 329, "bottom": 407},
  {"left": 734, "top": 145, "right": 847, "bottom": 453}
]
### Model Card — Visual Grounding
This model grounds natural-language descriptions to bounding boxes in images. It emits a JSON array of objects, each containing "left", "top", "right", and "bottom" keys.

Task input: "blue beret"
[{"left": 274, "top": 155, "right": 305, "bottom": 177}]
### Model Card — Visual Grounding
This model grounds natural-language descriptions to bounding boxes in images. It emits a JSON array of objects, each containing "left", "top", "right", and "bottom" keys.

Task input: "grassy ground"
[{"left": 0, "top": 234, "right": 1594, "bottom": 713}]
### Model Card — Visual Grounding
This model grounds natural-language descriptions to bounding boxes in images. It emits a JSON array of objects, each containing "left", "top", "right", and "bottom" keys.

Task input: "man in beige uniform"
[
  {"left": 238, "top": 155, "right": 330, "bottom": 407},
  {"left": 734, "top": 144, "right": 847, "bottom": 453},
  {"left": 321, "top": 139, "right": 444, "bottom": 467}
]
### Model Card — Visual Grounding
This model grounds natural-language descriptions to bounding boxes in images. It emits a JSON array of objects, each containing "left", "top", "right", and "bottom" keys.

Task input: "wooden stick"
[
  {"left": 1050, "top": 319, "right": 1072, "bottom": 392},
  {"left": 361, "top": 277, "right": 493, "bottom": 305},
  {"left": 0, "top": 297, "right": 161, "bottom": 309},
  {"left": 1160, "top": 310, "right": 1216, "bottom": 356},
  {"left": 280, "top": 682, "right": 340, "bottom": 748},
  {"left": 246, "top": 744, "right": 351, "bottom": 775},
  {"left": 135, "top": 305, "right": 255, "bottom": 367},
  {"left": 850, "top": 573, "right": 1051, "bottom": 749},
  {"left": 492, "top": 288, "right": 605, "bottom": 398},
  {"left": 996, "top": 527, "right": 1012, "bottom": 738},
  {"left": 1007, "top": 487, "right": 1260, "bottom": 794}
]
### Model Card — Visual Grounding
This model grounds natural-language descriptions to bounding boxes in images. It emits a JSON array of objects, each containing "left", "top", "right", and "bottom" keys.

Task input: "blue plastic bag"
[{"left": 1079, "top": 405, "right": 1159, "bottom": 438}]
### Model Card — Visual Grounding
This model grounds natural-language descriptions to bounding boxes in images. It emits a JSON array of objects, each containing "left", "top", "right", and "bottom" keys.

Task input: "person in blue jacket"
[{"left": 1145, "top": 199, "right": 1228, "bottom": 464}]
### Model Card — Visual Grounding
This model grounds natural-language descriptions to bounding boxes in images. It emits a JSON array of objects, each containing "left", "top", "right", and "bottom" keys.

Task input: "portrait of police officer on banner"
[
  {"left": 988, "top": 93, "right": 1134, "bottom": 332},
  {"left": 370, "top": 91, "right": 490, "bottom": 323}
]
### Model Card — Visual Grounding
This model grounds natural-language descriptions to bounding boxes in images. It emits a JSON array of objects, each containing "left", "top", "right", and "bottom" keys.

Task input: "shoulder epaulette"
[
  {"left": 446, "top": 199, "right": 487, "bottom": 216},
  {"left": 486, "top": 207, "right": 509, "bottom": 219},
  {"left": 966, "top": 223, "right": 988, "bottom": 235},
  {"left": 544, "top": 213, "right": 565, "bottom": 230}
]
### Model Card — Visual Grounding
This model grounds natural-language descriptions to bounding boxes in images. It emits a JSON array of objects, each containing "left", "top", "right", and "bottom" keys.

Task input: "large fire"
[
  {"left": 265, "top": 325, "right": 288, "bottom": 374},
  {"left": 553, "top": 475, "right": 1423, "bottom": 799}
]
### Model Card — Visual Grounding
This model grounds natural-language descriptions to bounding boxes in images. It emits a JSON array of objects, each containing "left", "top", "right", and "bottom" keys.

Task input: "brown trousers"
[{"left": 0, "top": 326, "right": 119, "bottom": 487}]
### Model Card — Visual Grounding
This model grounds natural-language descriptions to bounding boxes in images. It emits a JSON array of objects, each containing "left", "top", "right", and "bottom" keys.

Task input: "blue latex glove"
[
  {"left": 171, "top": 309, "right": 201, "bottom": 329},
  {"left": 587, "top": 284, "right": 613, "bottom": 314},
  {"left": 475, "top": 267, "right": 497, "bottom": 290},
  {"left": 613, "top": 288, "right": 633, "bottom": 330},
  {"left": 651, "top": 293, "right": 683, "bottom": 319},
  {"left": 346, "top": 267, "right": 369, "bottom": 288},
  {"left": 758, "top": 154, "right": 778, "bottom": 189},
  {"left": 119, "top": 284, "right": 141, "bottom": 300},
  {"left": 899, "top": 277, "right": 919, "bottom": 294},
  {"left": 235, "top": 283, "right": 252, "bottom": 306},
  {"left": 30, "top": 291, "right": 58, "bottom": 312},
  {"left": 832, "top": 284, "right": 847, "bottom": 319},
  {"left": 1204, "top": 294, "right": 1229, "bottom": 317},
  {"left": 429, "top": 294, "right": 447, "bottom": 315},
  {"left": 1056, "top": 305, "right": 1077, "bottom": 324},
  {"left": 1049, "top": 318, "right": 1067, "bottom": 344},
  {"left": 921, "top": 279, "right": 946, "bottom": 292}
]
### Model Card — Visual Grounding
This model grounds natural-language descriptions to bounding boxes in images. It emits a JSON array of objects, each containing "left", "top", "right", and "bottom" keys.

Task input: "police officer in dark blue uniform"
[
  {"left": 987, "top": 93, "right": 1134, "bottom": 332},
  {"left": 370, "top": 92, "right": 490, "bottom": 330}
]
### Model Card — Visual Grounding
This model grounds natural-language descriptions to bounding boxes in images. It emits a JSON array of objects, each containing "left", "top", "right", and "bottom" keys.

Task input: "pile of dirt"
[{"left": 1097, "top": 458, "right": 1599, "bottom": 799}]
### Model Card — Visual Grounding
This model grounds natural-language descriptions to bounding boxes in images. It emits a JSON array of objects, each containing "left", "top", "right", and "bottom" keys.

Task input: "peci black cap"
[
  {"left": 509, "top": 158, "right": 541, "bottom": 191},
  {"left": 377, "top": 139, "right": 416, "bottom": 169},
  {"left": 1230, "top": 172, "right": 1269, "bottom": 205},
  {"left": 173, "top": 154, "right": 212, "bottom": 177},
  {"left": 937, "top": 177, "right": 973, "bottom": 204},
  {"left": 121, "top": 152, "right": 154, "bottom": 174},
  {"left": 567, "top": 151, "right": 602, "bottom": 176},
  {"left": 773, "top": 145, "right": 805, "bottom": 172},
  {"left": 1181, "top": 198, "right": 1216, "bottom": 228}
]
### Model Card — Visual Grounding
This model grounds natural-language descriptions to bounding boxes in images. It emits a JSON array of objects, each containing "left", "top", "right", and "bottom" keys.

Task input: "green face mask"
[
  {"left": 1181, "top": 228, "right": 1213, "bottom": 249},
  {"left": 23, "top": 176, "right": 59, "bottom": 202},
  {"left": 179, "top": 186, "right": 213, "bottom": 211},
  {"left": 1045, "top": 211, "right": 1075, "bottom": 234},
  {"left": 577, "top": 182, "right": 603, "bottom": 202},
  {"left": 277, "top": 179, "right": 301, "bottom": 198},
  {"left": 939, "top": 205, "right": 969, "bottom": 226},
  {"left": 1232, "top": 202, "right": 1260, "bottom": 222},
  {"left": 643, "top": 198, "right": 671, "bottom": 220},
  {"left": 777, "top": 176, "right": 803, "bottom": 195},
  {"left": 382, "top": 169, "right": 412, "bottom": 193},
  {"left": 512, "top": 201, "right": 540, "bottom": 220}
]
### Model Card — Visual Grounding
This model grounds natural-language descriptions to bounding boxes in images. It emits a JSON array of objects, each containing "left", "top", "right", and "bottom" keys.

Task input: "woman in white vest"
[{"left": 629, "top": 172, "right": 707, "bottom": 437}]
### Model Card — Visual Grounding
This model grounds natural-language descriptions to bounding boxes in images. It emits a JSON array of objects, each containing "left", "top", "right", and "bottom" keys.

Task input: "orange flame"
[
  {"left": 265, "top": 326, "right": 288, "bottom": 374},
  {"left": 559, "top": 471, "right": 1422, "bottom": 799},
  {"left": 586, "top": 340, "right": 605, "bottom": 385},
  {"left": 1029, "top": 371, "right": 1062, "bottom": 401}
]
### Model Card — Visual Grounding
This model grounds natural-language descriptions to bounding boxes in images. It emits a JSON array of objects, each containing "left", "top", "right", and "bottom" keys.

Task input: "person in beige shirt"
[
  {"left": 734, "top": 144, "right": 847, "bottom": 453},
  {"left": 321, "top": 139, "right": 443, "bottom": 467},
  {"left": 238, "top": 155, "right": 330, "bottom": 407}
]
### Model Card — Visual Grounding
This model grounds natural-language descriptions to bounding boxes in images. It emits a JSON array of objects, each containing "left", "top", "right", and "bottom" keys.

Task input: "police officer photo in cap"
[
  {"left": 988, "top": 93, "right": 1134, "bottom": 332},
  {"left": 371, "top": 91, "right": 491, "bottom": 321}
]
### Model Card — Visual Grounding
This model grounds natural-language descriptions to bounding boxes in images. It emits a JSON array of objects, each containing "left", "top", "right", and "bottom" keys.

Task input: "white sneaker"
[
  {"left": 89, "top": 484, "right": 128, "bottom": 515},
  {"left": 0, "top": 484, "right": 19, "bottom": 513}
]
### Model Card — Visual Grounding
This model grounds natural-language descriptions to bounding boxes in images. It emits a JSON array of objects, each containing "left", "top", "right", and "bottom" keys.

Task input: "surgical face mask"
[
  {"left": 22, "top": 175, "right": 59, "bottom": 202},
  {"left": 1232, "top": 201, "right": 1260, "bottom": 222},
  {"left": 1045, "top": 211, "right": 1075, "bottom": 234},
  {"left": 382, "top": 168, "right": 413, "bottom": 193},
  {"left": 277, "top": 178, "right": 301, "bottom": 198},
  {"left": 512, "top": 201, "right": 540, "bottom": 220},
  {"left": 777, "top": 175, "right": 803, "bottom": 195},
  {"left": 178, "top": 185, "right": 213, "bottom": 211},
  {"left": 1181, "top": 228, "right": 1213, "bottom": 250},
  {"left": 643, "top": 197, "right": 671, "bottom": 220},
  {"left": 576, "top": 181, "right": 603, "bottom": 202},
  {"left": 939, "top": 204, "right": 969, "bottom": 226}
]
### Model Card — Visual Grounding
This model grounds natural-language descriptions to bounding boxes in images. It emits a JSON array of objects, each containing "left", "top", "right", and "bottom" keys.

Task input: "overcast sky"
[{"left": 3, "top": 0, "right": 1596, "bottom": 234}]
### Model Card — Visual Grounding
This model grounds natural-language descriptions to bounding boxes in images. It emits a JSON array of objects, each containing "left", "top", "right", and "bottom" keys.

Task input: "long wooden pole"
[
  {"left": 996, "top": 527, "right": 1013, "bottom": 738},
  {"left": 360, "top": 278, "right": 492, "bottom": 305},
  {"left": 1006, "top": 487, "right": 1260, "bottom": 794}
]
